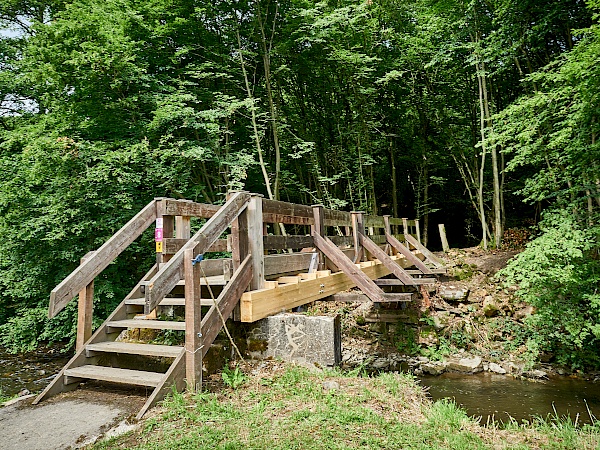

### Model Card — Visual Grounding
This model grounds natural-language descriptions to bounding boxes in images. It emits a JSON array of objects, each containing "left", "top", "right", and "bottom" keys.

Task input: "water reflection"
[{"left": 420, "top": 372, "right": 600, "bottom": 424}]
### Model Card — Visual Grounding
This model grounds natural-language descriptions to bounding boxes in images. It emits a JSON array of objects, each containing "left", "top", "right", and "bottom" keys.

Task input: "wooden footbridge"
[{"left": 33, "top": 192, "right": 445, "bottom": 418}]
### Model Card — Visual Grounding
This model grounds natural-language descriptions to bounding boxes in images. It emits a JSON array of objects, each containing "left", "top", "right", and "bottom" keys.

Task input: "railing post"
[
  {"left": 439, "top": 223, "right": 450, "bottom": 252},
  {"left": 383, "top": 215, "right": 392, "bottom": 255},
  {"left": 176, "top": 215, "right": 191, "bottom": 240},
  {"left": 156, "top": 198, "right": 175, "bottom": 265},
  {"left": 247, "top": 194, "right": 265, "bottom": 290},
  {"left": 76, "top": 251, "right": 95, "bottom": 352},
  {"left": 415, "top": 219, "right": 421, "bottom": 244},
  {"left": 402, "top": 217, "right": 409, "bottom": 249},
  {"left": 184, "top": 247, "right": 202, "bottom": 391},
  {"left": 312, "top": 204, "right": 325, "bottom": 271},
  {"left": 351, "top": 211, "right": 365, "bottom": 263}
]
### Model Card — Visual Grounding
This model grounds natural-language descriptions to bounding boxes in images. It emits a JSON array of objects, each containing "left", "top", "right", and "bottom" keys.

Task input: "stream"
[
  {"left": 421, "top": 371, "right": 600, "bottom": 425},
  {"left": 3, "top": 348, "right": 600, "bottom": 427},
  {"left": 0, "top": 348, "right": 70, "bottom": 397}
]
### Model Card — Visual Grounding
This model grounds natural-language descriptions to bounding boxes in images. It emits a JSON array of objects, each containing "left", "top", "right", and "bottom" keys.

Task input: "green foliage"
[
  {"left": 500, "top": 210, "right": 600, "bottom": 368},
  {"left": 222, "top": 364, "right": 246, "bottom": 390}
]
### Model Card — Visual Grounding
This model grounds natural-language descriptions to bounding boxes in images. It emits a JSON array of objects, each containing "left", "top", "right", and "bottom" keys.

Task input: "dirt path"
[{"left": 0, "top": 385, "right": 147, "bottom": 449}]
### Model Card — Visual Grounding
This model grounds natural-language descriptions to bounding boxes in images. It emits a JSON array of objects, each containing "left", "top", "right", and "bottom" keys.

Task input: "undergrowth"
[{"left": 94, "top": 365, "right": 600, "bottom": 450}]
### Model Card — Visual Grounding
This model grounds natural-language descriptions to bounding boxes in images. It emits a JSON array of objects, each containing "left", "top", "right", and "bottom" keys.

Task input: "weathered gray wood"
[
  {"left": 184, "top": 247, "right": 202, "bottom": 391},
  {"left": 176, "top": 216, "right": 191, "bottom": 239},
  {"left": 34, "top": 264, "right": 158, "bottom": 405},
  {"left": 351, "top": 211, "right": 365, "bottom": 263},
  {"left": 164, "top": 199, "right": 220, "bottom": 218},
  {"left": 144, "top": 191, "right": 250, "bottom": 314},
  {"left": 124, "top": 297, "right": 215, "bottom": 307},
  {"left": 263, "top": 235, "right": 314, "bottom": 250},
  {"left": 64, "top": 365, "right": 164, "bottom": 387},
  {"left": 247, "top": 195, "right": 264, "bottom": 291},
  {"left": 415, "top": 219, "right": 421, "bottom": 244},
  {"left": 364, "top": 215, "right": 385, "bottom": 229},
  {"left": 261, "top": 198, "right": 314, "bottom": 224},
  {"left": 359, "top": 232, "right": 417, "bottom": 285},
  {"left": 312, "top": 233, "right": 385, "bottom": 303},
  {"left": 49, "top": 199, "right": 157, "bottom": 318},
  {"left": 438, "top": 223, "right": 449, "bottom": 252},
  {"left": 385, "top": 232, "right": 434, "bottom": 275},
  {"left": 312, "top": 205, "right": 325, "bottom": 271},
  {"left": 76, "top": 252, "right": 95, "bottom": 352},
  {"left": 201, "top": 255, "right": 252, "bottom": 358},
  {"left": 374, "top": 278, "right": 435, "bottom": 286},
  {"left": 322, "top": 209, "right": 352, "bottom": 227},
  {"left": 163, "top": 238, "right": 228, "bottom": 255},
  {"left": 405, "top": 234, "right": 445, "bottom": 268},
  {"left": 324, "top": 292, "right": 413, "bottom": 302},
  {"left": 402, "top": 218, "right": 410, "bottom": 249},
  {"left": 85, "top": 342, "right": 182, "bottom": 358},
  {"left": 106, "top": 319, "right": 186, "bottom": 331},
  {"left": 137, "top": 349, "right": 186, "bottom": 420}
]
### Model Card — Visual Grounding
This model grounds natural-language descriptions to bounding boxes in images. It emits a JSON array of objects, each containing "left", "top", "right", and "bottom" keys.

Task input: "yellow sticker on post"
[{"left": 156, "top": 241, "right": 163, "bottom": 253}]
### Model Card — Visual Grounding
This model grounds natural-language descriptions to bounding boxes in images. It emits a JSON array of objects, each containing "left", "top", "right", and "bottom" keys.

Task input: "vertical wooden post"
[
  {"left": 184, "top": 247, "right": 202, "bottom": 391},
  {"left": 76, "top": 251, "right": 95, "bottom": 352},
  {"left": 156, "top": 199, "right": 174, "bottom": 265},
  {"left": 439, "top": 223, "right": 450, "bottom": 252},
  {"left": 247, "top": 194, "right": 265, "bottom": 291},
  {"left": 351, "top": 211, "right": 365, "bottom": 263},
  {"left": 312, "top": 204, "right": 325, "bottom": 270},
  {"left": 383, "top": 215, "right": 392, "bottom": 255},
  {"left": 176, "top": 216, "right": 191, "bottom": 239},
  {"left": 415, "top": 219, "right": 422, "bottom": 244},
  {"left": 402, "top": 217, "right": 409, "bottom": 249}
]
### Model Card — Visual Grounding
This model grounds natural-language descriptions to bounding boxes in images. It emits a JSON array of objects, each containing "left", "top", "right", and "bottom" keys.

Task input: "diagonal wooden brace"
[
  {"left": 312, "top": 233, "right": 386, "bottom": 303},
  {"left": 404, "top": 234, "right": 445, "bottom": 269},
  {"left": 385, "top": 232, "right": 434, "bottom": 275},
  {"left": 359, "top": 233, "right": 421, "bottom": 285},
  {"left": 200, "top": 255, "right": 252, "bottom": 359}
]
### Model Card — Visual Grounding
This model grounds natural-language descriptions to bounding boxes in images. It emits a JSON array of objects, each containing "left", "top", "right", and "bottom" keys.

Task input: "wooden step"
[
  {"left": 125, "top": 298, "right": 216, "bottom": 307},
  {"left": 64, "top": 365, "right": 164, "bottom": 387},
  {"left": 106, "top": 319, "right": 186, "bottom": 331},
  {"left": 85, "top": 342, "right": 183, "bottom": 358},
  {"left": 174, "top": 275, "right": 227, "bottom": 286}
]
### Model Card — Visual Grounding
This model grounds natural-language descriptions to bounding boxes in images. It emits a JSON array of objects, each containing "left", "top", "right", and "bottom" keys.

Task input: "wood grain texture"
[
  {"left": 49, "top": 199, "right": 157, "bottom": 318},
  {"left": 240, "top": 252, "right": 415, "bottom": 322},
  {"left": 144, "top": 191, "right": 250, "bottom": 314},
  {"left": 201, "top": 255, "right": 252, "bottom": 358},
  {"left": 385, "top": 232, "right": 434, "bottom": 274},
  {"left": 359, "top": 232, "right": 417, "bottom": 285},
  {"left": 405, "top": 234, "right": 445, "bottom": 268}
]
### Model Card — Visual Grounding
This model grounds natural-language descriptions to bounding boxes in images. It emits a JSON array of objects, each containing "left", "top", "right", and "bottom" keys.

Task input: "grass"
[
  {"left": 0, "top": 387, "right": 17, "bottom": 405},
  {"left": 94, "top": 363, "right": 600, "bottom": 450}
]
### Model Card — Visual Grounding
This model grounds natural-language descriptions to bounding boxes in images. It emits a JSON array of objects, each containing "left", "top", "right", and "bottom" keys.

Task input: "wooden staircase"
[{"left": 33, "top": 193, "right": 445, "bottom": 419}]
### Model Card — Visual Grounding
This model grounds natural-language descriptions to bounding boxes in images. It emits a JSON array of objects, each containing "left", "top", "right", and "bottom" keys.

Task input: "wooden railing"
[{"left": 46, "top": 192, "right": 423, "bottom": 352}]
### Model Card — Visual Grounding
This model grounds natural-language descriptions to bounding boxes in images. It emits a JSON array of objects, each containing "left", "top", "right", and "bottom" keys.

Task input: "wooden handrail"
[
  {"left": 144, "top": 191, "right": 251, "bottom": 314},
  {"left": 49, "top": 199, "right": 157, "bottom": 318}
]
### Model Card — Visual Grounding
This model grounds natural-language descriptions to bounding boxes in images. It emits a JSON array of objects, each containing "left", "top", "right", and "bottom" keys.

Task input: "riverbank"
[{"left": 93, "top": 362, "right": 600, "bottom": 450}]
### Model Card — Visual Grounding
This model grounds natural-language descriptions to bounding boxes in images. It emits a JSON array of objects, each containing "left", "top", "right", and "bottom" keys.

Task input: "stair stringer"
[{"left": 33, "top": 264, "right": 159, "bottom": 405}]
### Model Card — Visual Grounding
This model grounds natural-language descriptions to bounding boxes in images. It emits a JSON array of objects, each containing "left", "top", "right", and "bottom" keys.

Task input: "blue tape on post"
[{"left": 191, "top": 254, "right": 204, "bottom": 266}]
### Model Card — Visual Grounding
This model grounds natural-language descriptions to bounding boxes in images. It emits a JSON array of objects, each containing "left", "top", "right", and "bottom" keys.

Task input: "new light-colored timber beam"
[{"left": 240, "top": 253, "right": 415, "bottom": 322}]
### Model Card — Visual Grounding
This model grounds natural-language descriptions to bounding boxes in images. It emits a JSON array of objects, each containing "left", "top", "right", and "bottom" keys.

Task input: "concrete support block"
[{"left": 246, "top": 313, "right": 341, "bottom": 368}]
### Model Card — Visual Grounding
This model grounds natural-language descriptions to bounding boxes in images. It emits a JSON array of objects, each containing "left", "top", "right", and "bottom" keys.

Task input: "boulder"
[
  {"left": 447, "top": 355, "right": 483, "bottom": 373},
  {"left": 438, "top": 285, "right": 469, "bottom": 301},
  {"left": 431, "top": 311, "right": 451, "bottom": 330},
  {"left": 422, "top": 361, "right": 448, "bottom": 376},
  {"left": 488, "top": 362, "right": 506, "bottom": 374},
  {"left": 482, "top": 296, "right": 500, "bottom": 317}
]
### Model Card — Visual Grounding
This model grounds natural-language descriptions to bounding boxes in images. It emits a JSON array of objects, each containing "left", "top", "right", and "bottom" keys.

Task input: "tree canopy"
[{"left": 0, "top": 0, "right": 598, "bottom": 367}]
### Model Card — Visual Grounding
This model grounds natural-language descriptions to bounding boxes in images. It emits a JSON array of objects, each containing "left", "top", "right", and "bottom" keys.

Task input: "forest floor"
[{"left": 306, "top": 246, "right": 588, "bottom": 380}]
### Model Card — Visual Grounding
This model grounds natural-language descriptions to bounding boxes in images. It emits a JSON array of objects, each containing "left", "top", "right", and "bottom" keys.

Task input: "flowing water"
[
  {"left": 0, "top": 348, "right": 70, "bottom": 397},
  {"left": 421, "top": 371, "right": 600, "bottom": 425},
  {"left": 3, "top": 348, "right": 600, "bottom": 427}
]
